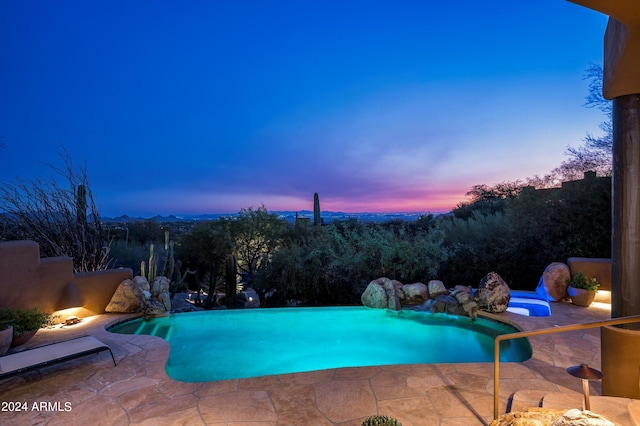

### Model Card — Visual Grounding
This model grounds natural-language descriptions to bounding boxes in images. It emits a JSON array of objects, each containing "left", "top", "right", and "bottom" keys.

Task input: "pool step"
[{"left": 133, "top": 322, "right": 172, "bottom": 340}]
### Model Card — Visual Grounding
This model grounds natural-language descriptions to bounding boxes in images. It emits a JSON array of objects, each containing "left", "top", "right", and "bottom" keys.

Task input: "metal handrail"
[{"left": 493, "top": 314, "right": 640, "bottom": 419}]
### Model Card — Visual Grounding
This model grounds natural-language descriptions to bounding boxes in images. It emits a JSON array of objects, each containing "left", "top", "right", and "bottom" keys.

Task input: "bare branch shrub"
[{"left": 0, "top": 152, "right": 111, "bottom": 271}]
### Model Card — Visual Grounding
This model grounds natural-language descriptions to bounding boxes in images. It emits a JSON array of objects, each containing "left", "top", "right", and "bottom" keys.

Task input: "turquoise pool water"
[{"left": 108, "top": 307, "right": 532, "bottom": 382}]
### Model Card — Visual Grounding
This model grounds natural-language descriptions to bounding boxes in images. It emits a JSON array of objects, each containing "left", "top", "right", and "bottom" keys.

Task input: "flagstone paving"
[{"left": 0, "top": 296, "right": 630, "bottom": 425}]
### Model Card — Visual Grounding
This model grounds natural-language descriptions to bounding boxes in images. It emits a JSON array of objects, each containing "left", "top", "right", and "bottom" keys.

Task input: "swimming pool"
[{"left": 109, "top": 307, "right": 532, "bottom": 382}]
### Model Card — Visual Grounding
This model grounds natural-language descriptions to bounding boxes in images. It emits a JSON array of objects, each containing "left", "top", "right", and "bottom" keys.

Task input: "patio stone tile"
[
  {"left": 158, "top": 379, "right": 201, "bottom": 397},
  {"left": 59, "top": 395, "right": 128, "bottom": 426},
  {"left": 381, "top": 363, "right": 440, "bottom": 378},
  {"left": 370, "top": 370, "right": 408, "bottom": 387},
  {"left": 496, "top": 362, "right": 538, "bottom": 379},
  {"left": 238, "top": 375, "right": 282, "bottom": 390},
  {"left": 442, "top": 371, "right": 490, "bottom": 392},
  {"left": 117, "top": 384, "right": 200, "bottom": 423},
  {"left": 268, "top": 383, "right": 316, "bottom": 412},
  {"left": 628, "top": 400, "right": 640, "bottom": 426},
  {"left": 277, "top": 369, "right": 335, "bottom": 384},
  {"left": 377, "top": 395, "right": 438, "bottom": 426},
  {"left": 314, "top": 379, "right": 377, "bottom": 423},
  {"left": 198, "top": 390, "right": 277, "bottom": 423},
  {"left": 195, "top": 379, "right": 239, "bottom": 397},
  {"left": 276, "top": 407, "right": 334, "bottom": 425},
  {"left": 129, "top": 407, "right": 205, "bottom": 426},
  {"left": 427, "top": 385, "right": 480, "bottom": 418},
  {"left": 99, "top": 376, "right": 159, "bottom": 397},
  {"left": 371, "top": 384, "right": 424, "bottom": 400},
  {"left": 91, "top": 361, "right": 140, "bottom": 383},
  {"left": 405, "top": 373, "right": 449, "bottom": 391},
  {"left": 451, "top": 388, "right": 496, "bottom": 418},
  {"left": 497, "top": 377, "right": 560, "bottom": 396},
  {"left": 333, "top": 366, "right": 381, "bottom": 380}
]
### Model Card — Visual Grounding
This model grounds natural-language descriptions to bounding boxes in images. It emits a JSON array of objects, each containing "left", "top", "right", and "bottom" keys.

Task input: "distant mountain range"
[{"left": 101, "top": 210, "right": 438, "bottom": 224}]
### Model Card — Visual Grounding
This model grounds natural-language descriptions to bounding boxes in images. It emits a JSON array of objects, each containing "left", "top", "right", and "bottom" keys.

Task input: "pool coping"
[{"left": 0, "top": 300, "right": 618, "bottom": 425}]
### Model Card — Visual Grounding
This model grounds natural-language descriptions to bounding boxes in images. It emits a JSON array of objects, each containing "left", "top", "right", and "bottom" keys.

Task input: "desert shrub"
[
  {"left": 438, "top": 211, "right": 513, "bottom": 287},
  {"left": 440, "top": 174, "right": 611, "bottom": 290},
  {"left": 0, "top": 153, "right": 111, "bottom": 271},
  {"left": 256, "top": 219, "right": 448, "bottom": 306},
  {"left": 362, "top": 415, "right": 402, "bottom": 426}
]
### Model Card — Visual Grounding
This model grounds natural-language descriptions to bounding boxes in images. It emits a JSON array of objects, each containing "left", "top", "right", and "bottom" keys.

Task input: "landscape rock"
[
  {"left": 402, "top": 282, "right": 429, "bottom": 304},
  {"left": 462, "top": 300, "right": 479, "bottom": 319},
  {"left": 361, "top": 280, "right": 389, "bottom": 308},
  {"left": 132, "top": 275, "right": 150, "bottom": 292},
  {"left": 537, "top": 262, "right": 571, "bottom": 302},
  {"left": 105, "top": 279, "right": 147, "bottom": 313},
  {"left": 157, "top": 291, "right": 172, "bottom": 312},
  {"left": 490, "top": 407, "right": 566, "bottom": 426},
  {"left": 475, "top": 272, "right": 510, "bottom": 313},
  {"left": 387, "top": 290, "right": 402, "bottom": 311},
  {"left": 427, "top": 280, "right": 448, "bottom": 298},
  {"left": 151, "top": 276, "right": 171, "bottom": 296},
  {"left": 143, "top": 298, "right": 168, "bottom": 317},
  {"left": 550, "top": 409, "right": 614, "bottom": 426},
  {"left": 431, "top": 294, "right": 458, "bottom": 314}
]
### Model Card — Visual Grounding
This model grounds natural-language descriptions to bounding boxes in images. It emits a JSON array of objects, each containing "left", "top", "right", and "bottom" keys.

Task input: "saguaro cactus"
[
  {"left": 225, "top": 254, "right": 238, "bottom": 309},
  {"left": 142, "top": 244, "right": 158, "bottom": 283},
  {"left": 76, "top": 184, "right": 87, "bottom": 225},
  {"left": 313, "top": 192, "right": 321, "bottom": 226}
]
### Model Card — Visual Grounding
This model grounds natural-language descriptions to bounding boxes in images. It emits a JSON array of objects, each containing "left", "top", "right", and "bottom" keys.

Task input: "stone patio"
[{"left": 0, "top": 297, "right": 633, "bottom": 425}]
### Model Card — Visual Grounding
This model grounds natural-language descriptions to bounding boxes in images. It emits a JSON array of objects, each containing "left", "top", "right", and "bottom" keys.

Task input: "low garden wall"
[
  {"left": 567, "top": 257, "right": 611, "bottom": 292},
  {"left": 0, "top": 240, "right": 132, "bottom": 317}
]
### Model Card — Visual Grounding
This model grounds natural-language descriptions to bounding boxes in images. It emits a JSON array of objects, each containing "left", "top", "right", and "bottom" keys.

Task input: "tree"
[
  {"left": 532, "top": 64, "right": 612, "bottom": 185},
  {"left": 177, "top": 218, "right": 233, "bottom": 307},
  {"left": 231, "top": 206, "right": 286, "bottom": 286},
  {"left": 0, "top": 152, "right": 111, "bottom": 271}
]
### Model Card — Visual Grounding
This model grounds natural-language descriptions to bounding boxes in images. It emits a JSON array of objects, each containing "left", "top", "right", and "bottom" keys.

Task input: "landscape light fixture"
[{"left": 567, "top": 363, "right": 603, "bottom": 411}]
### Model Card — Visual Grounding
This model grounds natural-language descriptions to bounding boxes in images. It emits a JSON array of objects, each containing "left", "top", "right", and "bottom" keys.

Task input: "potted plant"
[
  {"left": 567, "top": 272, "right": 600, "bottom": 307},
  {"left": 0, "top": 307, "right": 55, "bottom": 347}
]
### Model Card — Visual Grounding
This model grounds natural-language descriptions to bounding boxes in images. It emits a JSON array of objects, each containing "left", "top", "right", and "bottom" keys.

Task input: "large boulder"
[
  {"left": 157, "top": 291, "right": 172, "bottom": 312},
  {"left": 387, "top": 291, "right": 402, "bottom": 311},
  {"left": 143, "top": 298, "right": 168, "bottom": 317},
  {"left": 105, "top": 278, "right": 147, "bottom": 313},
  {"left": 550, "top": 409, "right": 614, "bottom": 426},
  {"left": 132, "top": 275, "right": 151, "bottom": 292},
  {"left": 151, "top": 276, "right": 171, "bottom": 296},
  {"left": 452, "top": 285, "right": 478, "bottom": 319},
  {"left": 402, "top": 282, "right": 429, "bottom": 305},
  {"left": 427, "top": 280, "right": 448, "bottom": 298},
  {"left": 361, "top": 280, "right": 389, "bottom": 308},
  {"left": 362, "top": 278, "right": 404, "bottom": 310},
  {"left": 475, "top": 272, "right": 510, "bottom": 313},
  {"left": 537, "top": 262, "right": 570, "bottom": 302}
]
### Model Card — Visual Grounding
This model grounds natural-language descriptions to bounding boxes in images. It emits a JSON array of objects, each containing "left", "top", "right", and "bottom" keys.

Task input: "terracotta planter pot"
[
  {"left": 0, "top": 325, "right": 13, "bottom": 355},
  {"left": 11, "top": 329, "right": 37, "bottom": 347},
  {"left": 567, "top": 286, "right": 596, "bottom": 307}
]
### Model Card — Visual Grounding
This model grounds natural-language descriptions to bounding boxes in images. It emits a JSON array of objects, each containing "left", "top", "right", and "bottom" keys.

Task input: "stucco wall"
[{"left": 0, "top": 240, "right": 132, "bottom": 316}]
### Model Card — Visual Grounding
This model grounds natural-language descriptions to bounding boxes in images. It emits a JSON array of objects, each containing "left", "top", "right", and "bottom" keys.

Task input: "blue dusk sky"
[{"left": 0, "top": 0, "right": 609, "bottom": 217}]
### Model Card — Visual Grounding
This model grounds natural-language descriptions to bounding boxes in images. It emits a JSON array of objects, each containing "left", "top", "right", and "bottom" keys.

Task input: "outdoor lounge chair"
[{"left": 0, "top": 335, "right": 117, "bottom": 379}]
